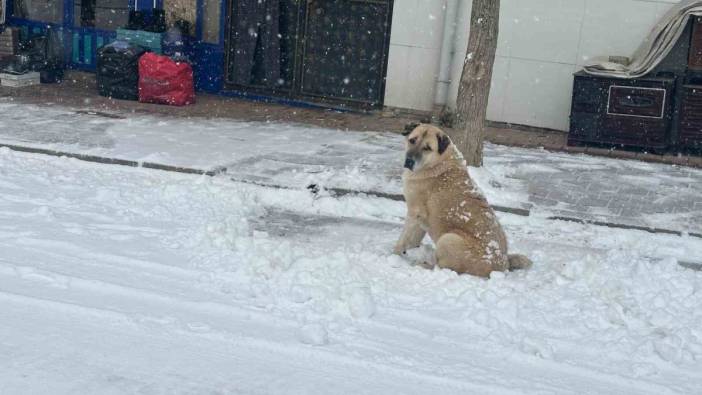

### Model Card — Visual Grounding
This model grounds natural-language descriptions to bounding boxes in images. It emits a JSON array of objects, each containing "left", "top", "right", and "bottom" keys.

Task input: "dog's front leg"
[{"left": 394, "top": 214, "right": 426, "bottom": 255}]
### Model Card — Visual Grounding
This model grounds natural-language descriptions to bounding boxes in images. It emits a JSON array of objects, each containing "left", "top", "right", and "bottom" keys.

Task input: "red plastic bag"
[{"left": 138, "top": 52, "right": 194, "bottom": 106}]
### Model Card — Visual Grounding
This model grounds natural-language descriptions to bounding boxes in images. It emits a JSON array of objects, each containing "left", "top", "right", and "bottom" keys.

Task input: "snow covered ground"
[
  {"left": 2, "top": 100, "right": 702, "bottom": 235},
  {"left": 1, "top": 100, "right": 702, "bottom": 393},
  {"left": 2, "top": 134, "right": 702, "bottom": 394}
]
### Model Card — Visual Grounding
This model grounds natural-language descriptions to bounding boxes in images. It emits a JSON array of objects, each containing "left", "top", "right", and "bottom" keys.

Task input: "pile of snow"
[{"left": 1, "top": 144, "right": 702, "bottom": 393}]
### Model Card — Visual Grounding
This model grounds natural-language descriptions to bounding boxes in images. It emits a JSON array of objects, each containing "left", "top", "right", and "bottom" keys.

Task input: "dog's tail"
[{"left": 507, "top": 254, "right": 533, "bottom": 271}]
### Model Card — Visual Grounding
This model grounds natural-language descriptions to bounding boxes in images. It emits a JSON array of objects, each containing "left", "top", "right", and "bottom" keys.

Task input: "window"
[
  {"left": 164, "top": 0, "right": 196, "bottom": 36},
  {"left": 74, "top": 0, "right": 129, "bottom": 29},
  {"left": 77, "top": 0, "right": 94, "bottom": 26},
  {"left": 13, "top": 0, "right": 63, "bottom": 23},
  {"left": 202, "top": 0, "right": 219, "bottom": 43}
]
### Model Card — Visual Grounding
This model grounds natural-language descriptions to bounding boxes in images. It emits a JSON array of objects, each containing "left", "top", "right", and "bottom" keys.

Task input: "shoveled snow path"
[{"left": 1, "top": 148, "right": 702, "bottom": 394}]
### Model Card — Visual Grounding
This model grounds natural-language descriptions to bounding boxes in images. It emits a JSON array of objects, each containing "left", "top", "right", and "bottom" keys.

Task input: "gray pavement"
[{"left": 486, "top": 145, "right": 702, "bottom": 234}]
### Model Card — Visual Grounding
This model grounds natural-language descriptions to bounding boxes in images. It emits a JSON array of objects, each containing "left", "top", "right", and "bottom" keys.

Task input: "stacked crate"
[
  {"left": 568, "top": 71, "right": 675, "bottom": 151},
  {"left": 689, "top": 17, "right": 702, "bottom": 71},
  {"left": 0, "top": 28, "right": 20, "bottom": 59},
  {"left": 115, "top": 29, "right": 164, "bottom": 54},
  {"left": 679, "top": 85, "right": 702, "bottom": 151},
  {"left": 0, "top": 72, "right": 41, "bottom": 87},
  {"left": 679, "top": 17, "right": 702, "bottom": 152}
]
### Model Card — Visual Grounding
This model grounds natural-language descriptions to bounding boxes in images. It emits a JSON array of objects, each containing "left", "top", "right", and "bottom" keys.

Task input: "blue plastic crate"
[{"left": 116, "top": 29, "right": 164, "bottom": 54}]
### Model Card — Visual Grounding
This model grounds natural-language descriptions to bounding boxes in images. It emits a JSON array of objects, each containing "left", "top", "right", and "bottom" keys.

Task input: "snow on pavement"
[
  {"left": 0, "top": 100, "right": 400, "bottom": 179},
  {"left": 1, "top": 100, "right": 701, "bottom": 235},
  {"left": 1, "top": 146, "right": 702, "bottom": 394}
]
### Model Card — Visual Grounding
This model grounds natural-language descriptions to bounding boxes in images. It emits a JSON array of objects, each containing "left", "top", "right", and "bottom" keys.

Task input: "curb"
[
  {"left": 2, "top": 142, "right": 700, "bottom": 242},
  {"left": 0, "top": 143, "right": 221, "bottom": 176}
]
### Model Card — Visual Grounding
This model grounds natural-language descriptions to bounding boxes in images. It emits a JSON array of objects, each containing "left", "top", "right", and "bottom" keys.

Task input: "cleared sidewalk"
[
  {"left": 2, "top": 71, "right": 701, "bottom": 168},
  {"left": 0, "top": 99, "right": 700, "bottom": 239}
]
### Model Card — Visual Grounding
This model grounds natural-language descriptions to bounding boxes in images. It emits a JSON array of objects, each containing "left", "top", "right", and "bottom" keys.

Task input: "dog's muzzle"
[{"left": 404, "top": 157, "right": 416, "bottom": 171}]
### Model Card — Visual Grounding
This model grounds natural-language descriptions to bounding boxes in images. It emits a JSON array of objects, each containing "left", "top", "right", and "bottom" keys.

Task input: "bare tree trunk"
[{"left": 452, "top": 0, "right": 500, "bottom": 167}]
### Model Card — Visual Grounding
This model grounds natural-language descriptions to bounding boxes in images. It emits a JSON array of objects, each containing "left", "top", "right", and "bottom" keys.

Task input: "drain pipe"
[{"left": 433, "top": 0, "right": 462, "bottom": 110}]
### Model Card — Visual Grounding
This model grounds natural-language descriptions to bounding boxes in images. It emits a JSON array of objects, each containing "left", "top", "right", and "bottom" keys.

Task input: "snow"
[
  {"left": 4, "top": 100, "right": 701, "bottom": 236},
  {"left": 0, "top": 100, "right": 405, "bottom": 194},
  {"left": 2, "top": 130, "right": 702, "bottom": 394},
  {"left": 1, "top": 100, "right": 702, "bottom": 393}
]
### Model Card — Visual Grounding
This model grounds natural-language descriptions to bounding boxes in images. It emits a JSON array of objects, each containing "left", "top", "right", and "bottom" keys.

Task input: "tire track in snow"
[
  {"left": 0, "top": 260, "right": 686, "bottom": 395},
  {"left": 0, "top": 270, "right": 529, "bottom": 395}
]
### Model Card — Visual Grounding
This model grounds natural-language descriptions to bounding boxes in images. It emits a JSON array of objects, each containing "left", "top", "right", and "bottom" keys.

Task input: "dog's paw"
[
  {"left": 392, "top": 245, "right": 407, "bottom": 255},
  {"left": 415, "top": 261, "right": 435, "bottom": 270},
  {"left": 404, "top": 245, "right": 435, "bottom": 263}
]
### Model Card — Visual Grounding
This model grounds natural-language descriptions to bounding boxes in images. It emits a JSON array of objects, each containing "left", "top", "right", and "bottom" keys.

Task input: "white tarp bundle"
[{"left": 584, "top": 0, "right": 702, "bottom": 79}]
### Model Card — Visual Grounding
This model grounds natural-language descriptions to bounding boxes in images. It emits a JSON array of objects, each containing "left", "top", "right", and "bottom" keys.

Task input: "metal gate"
[{"left": 224, "top": 0, "right": 393, "bottom": 108}]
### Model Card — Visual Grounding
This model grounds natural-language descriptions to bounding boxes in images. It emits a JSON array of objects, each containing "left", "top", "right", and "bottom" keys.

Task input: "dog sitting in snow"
[{"left": 393, "top": 124, "right": 531, "bottom": 277}]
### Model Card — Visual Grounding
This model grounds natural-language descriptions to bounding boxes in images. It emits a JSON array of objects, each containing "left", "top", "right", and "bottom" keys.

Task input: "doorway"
[{"left": 224, "top": 0, "right": 393, "bottom": 108}]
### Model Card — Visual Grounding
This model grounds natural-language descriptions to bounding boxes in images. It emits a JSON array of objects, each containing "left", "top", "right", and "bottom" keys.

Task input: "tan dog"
[{"left": 393, "top": 124, "right": 532, "bottom": 277}]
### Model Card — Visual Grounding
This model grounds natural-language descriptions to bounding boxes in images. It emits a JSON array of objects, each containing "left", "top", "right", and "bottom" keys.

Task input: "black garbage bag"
[
  {"left": 2, "top": 53, "right": 30, "bottom": 74},
  {"left": 40, "top": 27, "right": 65, "bottom": 83},
  {"left": 40, "top": 65, "right": 65, "bottom": 83},
  {"left": 7, "top": 26, "right": 65, "bottom": 82},
  {"left": 96, "top": 41, "right": 147, "bottom": 100}
]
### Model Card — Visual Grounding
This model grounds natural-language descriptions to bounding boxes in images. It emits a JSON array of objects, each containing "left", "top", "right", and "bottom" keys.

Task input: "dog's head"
[{"left": 401, "top": 123, "right": 452, "bottom": 172}]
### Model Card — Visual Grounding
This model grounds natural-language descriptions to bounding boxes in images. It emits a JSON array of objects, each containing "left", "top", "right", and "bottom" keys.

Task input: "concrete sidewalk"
[
  {"left": 0, "top": 99, "right": 700, "bottom": 237},
  {"left": 1, "top": 71, "right": 700, "bottom": 168}
]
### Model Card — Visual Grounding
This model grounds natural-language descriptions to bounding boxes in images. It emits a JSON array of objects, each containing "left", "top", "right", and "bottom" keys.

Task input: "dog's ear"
[
  {"left": 437, "top": 133, "right": 451, "bottom": 154},
  {"left": 402, "top": 122, "right": 420, "bottom": 136}
]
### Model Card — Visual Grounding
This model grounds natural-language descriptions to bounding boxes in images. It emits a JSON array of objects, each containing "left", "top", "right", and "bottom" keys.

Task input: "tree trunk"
[{"left": 452, "top": 0, "right": 500, "bottom": 167}]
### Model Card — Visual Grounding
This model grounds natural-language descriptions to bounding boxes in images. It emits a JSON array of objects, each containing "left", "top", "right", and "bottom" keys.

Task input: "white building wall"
[
  {"left": 384, "top": 0, "right": 448, "bottom": 111},
  {"left": 384, "top": 0, "right": 682, "bottom": 131}
]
